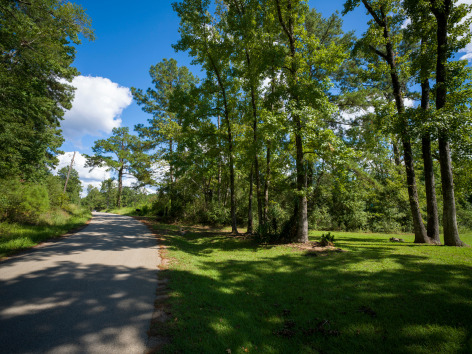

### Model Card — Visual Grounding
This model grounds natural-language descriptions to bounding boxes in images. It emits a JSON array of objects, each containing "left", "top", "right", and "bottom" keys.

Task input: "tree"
[
  {"left": 344, "top": 0, "right": 434, "bottom": 244},
  {"left": 427, "top": 0, "right": 470, "bottom": 246},
  {"left": 0, "top": 0, "right": 93, "bottom": 180},
  {"left": 131, "top": 58, "right": 198, "bottom": 216},
  {"left": 57, "top": 167, "right": 82, "bottom": 205},
  {"left": 403, "top": 0, "right": 441, "bottom": 243},
  {"left": 270, "top": 0, "right": 346, "bottom": 242},
  {"left": 86, "top": 127, "right": 150, "bottom": 208},
  {"left": 173, "top": 0, "right": 242, "bottom": 234}
]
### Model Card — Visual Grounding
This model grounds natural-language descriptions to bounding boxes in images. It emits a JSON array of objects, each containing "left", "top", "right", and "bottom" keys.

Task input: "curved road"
[{"left": 0, "top": 212, "right": 160, "bottom": 354}]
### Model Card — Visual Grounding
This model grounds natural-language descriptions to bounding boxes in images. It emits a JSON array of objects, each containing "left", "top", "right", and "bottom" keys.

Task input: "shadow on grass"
[{"left": 158, "top": 228, "right": 472, "bottom": 353}]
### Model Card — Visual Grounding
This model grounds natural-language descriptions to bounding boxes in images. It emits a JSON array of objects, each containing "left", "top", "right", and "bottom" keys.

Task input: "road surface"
[{"left": 0, "top": 212, "right": 160, "bottom": 354}]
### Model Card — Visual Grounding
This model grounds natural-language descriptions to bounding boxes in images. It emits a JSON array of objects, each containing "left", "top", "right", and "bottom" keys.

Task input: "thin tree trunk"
[
  {"left": 263, "top": 142, "right": 271, "bottom": 223},
  {"left": 117, "top": 165, "right": 123, "bottom": 208},
  {"left": 250, "top": 85, "right": 263, "bottom": 225},
  {"left": 217, "top": 115, "right": 222, "bottom": 203},
  {"left": 247, "top": 165, "right": 254, "bottom": 234},
  {"left": 431, "top": 1, "right": 464, "bottom": 246},
  {"left": 63, "top": 151, "right": 76, "bottom": 195},
  {"left": 420, "top": 79, "right": 440, "bottom": 243}
]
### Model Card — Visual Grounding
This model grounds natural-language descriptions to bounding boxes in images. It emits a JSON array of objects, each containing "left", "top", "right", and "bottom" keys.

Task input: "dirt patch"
[{"left": 286, "top": 241, "right": 346, "bottom": 256}]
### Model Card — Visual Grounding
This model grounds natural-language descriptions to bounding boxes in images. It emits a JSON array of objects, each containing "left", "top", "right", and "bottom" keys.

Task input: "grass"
[
  {"left": 0, "top": 207, "right": 91, "bottom": 258},
  {"left": 138, "top": 221, "right": 472, "bottom": 354}
]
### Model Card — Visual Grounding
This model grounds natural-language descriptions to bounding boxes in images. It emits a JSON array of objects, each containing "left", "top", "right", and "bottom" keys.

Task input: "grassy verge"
[
  {"left": 0, "top": 207, "right": 92, "bottom": 258},
  {"left": 139, "top": 221, "right": 472, "bottom": 354}
]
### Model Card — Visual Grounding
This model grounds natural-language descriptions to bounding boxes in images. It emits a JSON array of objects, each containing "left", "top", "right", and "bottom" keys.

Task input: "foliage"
[
  {"left": 0, "top": 178, "right": 50, "bottom": 224},
  {"left": 0, "top": 0, "right": 93, "bottom": 179},
  {"left": 319, "top": 231, "right": 335, "bottom": 246},
  {"left": 86, "top": 127, "right": 151, "bottom": 208},
  {"left": 0, "top": 206, "right": 90, "bottom": 258}
]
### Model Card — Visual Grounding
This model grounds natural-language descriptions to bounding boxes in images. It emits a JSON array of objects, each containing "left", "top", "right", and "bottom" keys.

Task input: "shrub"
[
  {"left": 320, "top": 232, "right": 335, "bottom": 247},
  {"left": 0, "top": 179, "right": 50, "bottom": 224}
]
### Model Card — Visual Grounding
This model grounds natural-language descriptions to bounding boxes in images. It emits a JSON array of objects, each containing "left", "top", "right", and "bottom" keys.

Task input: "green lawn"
[
  {"left": 146, "top": 223, "right": 472, "bottom": 353},
  {"left": 0, "top": 208, "right": 91, "bottom": 258}
]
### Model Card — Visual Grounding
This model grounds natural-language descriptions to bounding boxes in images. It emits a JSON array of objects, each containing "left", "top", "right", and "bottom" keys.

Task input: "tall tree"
[
  {"left": 132, "top": 58, "right": 198, "bottom": 216},
  {"left": 427, "top": 0, "right": 470, "bottom": 246},
  {"left": 344, "top": 0, "right": 433, "bottom": 243},
  {"left": 403, "top": 0, "right": 441, "bottom": 243},
  {"left": 173, "top": 0, "right": 242, "bottom": 234},
  {"left": 0, "top": 0, "right": 93, "bottom": 179},
  {"left": 271, "top": 0, "right": 346, "bottom": 242},
  {"left": 86, "top": 127, "right": 149, "bottom": 208}
]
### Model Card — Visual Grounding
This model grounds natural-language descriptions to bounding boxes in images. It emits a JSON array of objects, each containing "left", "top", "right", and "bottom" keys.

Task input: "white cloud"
[
  {"left": 458, "top": 0, "right": 472, "bottom": 60},
  {"left": 61, "top": 76, "right": 132, "bottom": 144}
]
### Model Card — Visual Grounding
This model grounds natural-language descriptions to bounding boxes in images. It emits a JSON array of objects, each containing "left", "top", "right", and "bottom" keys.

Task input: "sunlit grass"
[
  {"left": 0, "top": 207, "right": 91, "bottom": 258},
  {"left": 142, "top": 222, "right": 472, "bottom": 353}
]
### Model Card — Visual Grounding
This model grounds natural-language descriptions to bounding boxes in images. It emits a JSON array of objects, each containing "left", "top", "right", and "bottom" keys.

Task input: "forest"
[{"left": 2, "top": 0, "right": 472, "bottom": 248}]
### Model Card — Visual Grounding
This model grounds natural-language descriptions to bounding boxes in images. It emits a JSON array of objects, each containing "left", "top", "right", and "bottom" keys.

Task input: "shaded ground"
[
  {"left": 0, "top": 212, "right": 160, "bottom": 354},
  {"left": 143, "top": 223, "right": 472, "bottom": 353}
]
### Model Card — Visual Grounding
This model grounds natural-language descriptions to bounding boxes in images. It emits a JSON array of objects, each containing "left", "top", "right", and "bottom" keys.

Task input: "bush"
[
  {"left": 0, "top": 179, "right": 50, "bottom": 224},
  {"left": 255, "top": 203, "right": 291, "bottom": 243},
  {"left": 320, "top": 232, "right": 335, "bottom": 247}
]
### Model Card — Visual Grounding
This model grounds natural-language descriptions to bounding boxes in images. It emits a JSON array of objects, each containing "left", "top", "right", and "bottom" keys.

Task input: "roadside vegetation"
[
  {"left": 0, "top": 177, "right": 91, "bottom": 258},
  {"left": 0, "top": 206, "right": 91, "bottom": 259},
  {"left": 142, "top": 219, "right": 472, "bottom": 353}
]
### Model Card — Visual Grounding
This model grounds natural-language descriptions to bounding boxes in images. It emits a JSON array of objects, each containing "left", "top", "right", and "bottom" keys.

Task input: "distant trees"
[
  {"left": 81, "top": 181, "right": 150, "bottom": 211},
  {"left": 86, "top": 127, "right": 151, "bottom": 208}
]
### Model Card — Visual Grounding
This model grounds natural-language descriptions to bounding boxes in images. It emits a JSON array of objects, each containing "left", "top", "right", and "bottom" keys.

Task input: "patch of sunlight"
[
  {"left": 401, "top": 324, "right": 466, "bottom": 353},
  {"left": 209, "top": 318, "right": 233, "bottom": 334}
]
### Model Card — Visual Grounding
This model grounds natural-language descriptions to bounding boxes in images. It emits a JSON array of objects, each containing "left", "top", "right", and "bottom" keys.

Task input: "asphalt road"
[{"left": 0, "top": 212, "right": 160, "bottom": 354}]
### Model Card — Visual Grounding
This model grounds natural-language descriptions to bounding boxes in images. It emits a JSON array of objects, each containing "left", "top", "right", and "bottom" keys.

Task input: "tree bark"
[
  {"left": 263, "top": 142, "right": 271, "bottom": 223},
  {"left": 117, "top": 164, "right": 123, "bottom": 208},
  {"left": 430, "top": 0, "right": 464, "bottom": 246},
  {"left": 420, "top": 79, "right": 440, "bottom": 243},
  {"left": 217, "top": 115, "right": 222, "bottom": 203},
  {"left": 250, "top": 84, "right": 263, "bottom": 225},
  {"left": 247, "top": 165, "right": 254, "bottom": 234}
]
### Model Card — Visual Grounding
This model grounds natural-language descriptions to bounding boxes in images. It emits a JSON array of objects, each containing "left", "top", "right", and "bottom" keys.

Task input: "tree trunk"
[
  {"left": 249, "top": 85, "right": 263, "bottom": 225},
  {"left": 117, "top": 165, "right": 123, "bottom": 208},
  {"left": 401, "top": 138, "right": 429, "bottom": 243},
  {"left": 217, "top": 115, "right": 222, "bottom": 203},
  {"left": 420, "top": 79, "right": 440, "bottom": 243},
  {"left": 263, "top": 142, "right": 271, "bottom": 223},
  {"left": 247, "top": 165, "right": 254, "bottom": 234},
  {"left": 431, "top": 1, "right": 464, "bottom": 246},
  {"left": 438, "top": 137, "right": 463, "bottom": 245}
]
